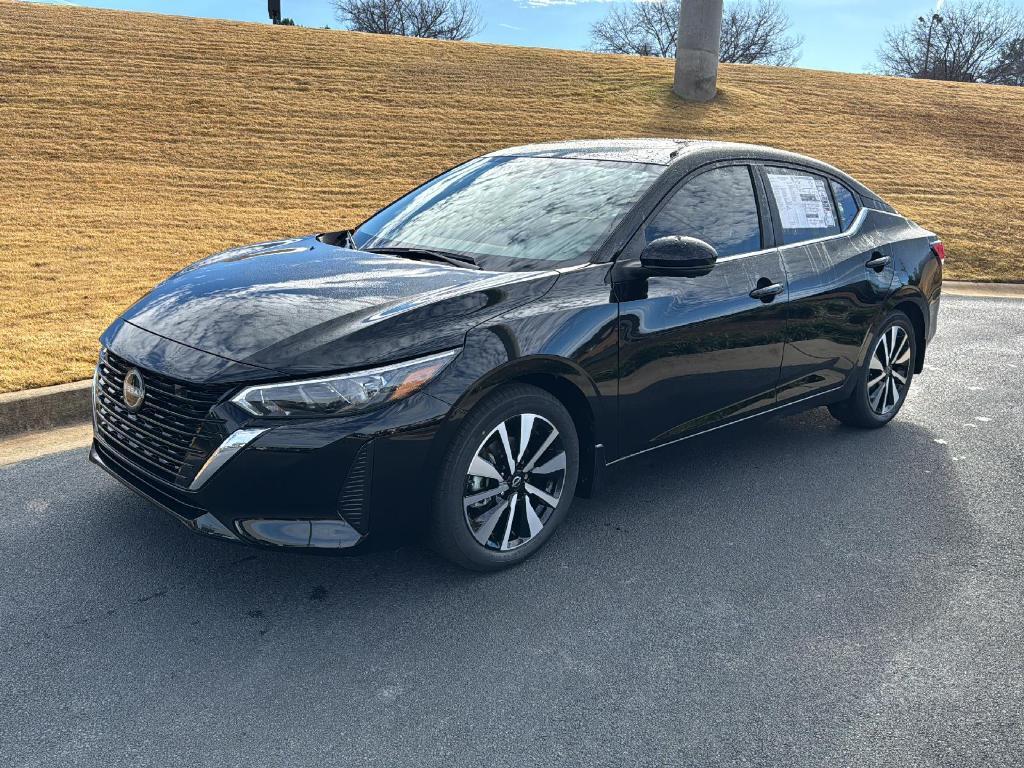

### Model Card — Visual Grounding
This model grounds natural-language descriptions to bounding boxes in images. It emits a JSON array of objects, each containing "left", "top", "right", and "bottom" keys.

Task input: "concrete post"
[{"left": 672, "top": 0, "right": 724, "bottom": 102}]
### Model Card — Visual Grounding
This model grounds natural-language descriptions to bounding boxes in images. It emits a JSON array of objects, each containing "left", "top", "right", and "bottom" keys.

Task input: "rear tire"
[
  {"left": 431, "top": 384, "right": 579, "bottom": 571},
  {"left": 829, "top": 311, "right": 917, "bottom": 429}
]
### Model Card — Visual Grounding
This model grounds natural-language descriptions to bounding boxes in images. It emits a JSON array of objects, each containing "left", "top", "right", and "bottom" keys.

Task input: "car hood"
[{"left": 120, "top": 235, "right": 558, "bottom": 376}]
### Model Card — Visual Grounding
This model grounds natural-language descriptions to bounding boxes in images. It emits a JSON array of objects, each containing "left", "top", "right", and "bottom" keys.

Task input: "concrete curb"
[
  {"left": 0, "top": 379, "right": 93, "bottom": 439},
  {"left": 944, "top": 281, "right": 1024, "bottom": 298},
  {"left": 0, "top": 282, "right": 1020, "bottom": 441}
]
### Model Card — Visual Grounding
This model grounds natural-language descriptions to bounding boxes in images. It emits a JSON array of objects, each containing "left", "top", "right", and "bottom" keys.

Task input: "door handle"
[
  {"left": 749, "top": 282, "right": 785, "bottom": 302},
  {"left": 866, "top": 252, "right": 891, "bottom": 271}
]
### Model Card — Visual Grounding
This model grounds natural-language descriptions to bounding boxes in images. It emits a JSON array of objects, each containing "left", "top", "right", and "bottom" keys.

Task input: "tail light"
[{"left": 932, "top": 241, "right": 946, "bottom": 263}]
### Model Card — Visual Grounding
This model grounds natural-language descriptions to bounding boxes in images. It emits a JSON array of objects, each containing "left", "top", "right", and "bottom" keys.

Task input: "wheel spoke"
[
  {"left": 524, "top": 496, "right": 543, "bottom": 538},
  {"left": 532, "top": 451, "right": 566, "bottom": 475},
  {"left": 464, "top": 484, "right": 507, "bottom": 508},
  {"left": 518, "top": 414, "right": 535, "bottom": 462},
  {"left": 500, "top": 494, "right": 518, "bottom": 550},
  {"left": 869, "top": 382, "right": 885, "bottom": 410},
  {"left": 891, "top": 369, "right": 907, "bottom": 385},
  {"left": 870, "top": 354, "right": 884, "bottom": 371},
  {"left": 867, "top": 371, "right": 886, "bottom": 389},
  {"left": 890, "top": 377, "right": 901, "bottom": 407},
  {"left": 469, "top": 455, "right": 504, "bottom": 482},
  {"left": 525, "top": 482, "right": 559, "bottom": 509},
  {"left": 471, "top": 498, "right": 509, "bottom": 546},
  {"left": 496, "top": 422, "right": 516, "bottom": 475},
  {"left": 522, "top": 428, "right": 558, "bottom": 473},
  {"left": 892, "top": 332, "right": 909, "bottom": 362},
  {"left": 881, "top": 331, "right": 891, "bottom": 364},
  {"left": 893, "top": 335, "right": 911, "bottom": 364}
]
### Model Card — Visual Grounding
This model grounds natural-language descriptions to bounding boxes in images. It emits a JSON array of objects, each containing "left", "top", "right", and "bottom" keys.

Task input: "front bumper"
[{"left": 90, "top": 388, "right": 454, "bottom": 552}]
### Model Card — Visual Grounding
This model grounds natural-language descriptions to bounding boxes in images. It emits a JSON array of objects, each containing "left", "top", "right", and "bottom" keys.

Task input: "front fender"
[{"left": 426, "top": 345, "right": 609, "bottom": 500}]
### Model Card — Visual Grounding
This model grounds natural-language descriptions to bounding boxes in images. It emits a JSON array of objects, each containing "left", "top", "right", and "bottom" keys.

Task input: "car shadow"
[{"left": 4, "top": 407, "right": 970, "bottom": 629}]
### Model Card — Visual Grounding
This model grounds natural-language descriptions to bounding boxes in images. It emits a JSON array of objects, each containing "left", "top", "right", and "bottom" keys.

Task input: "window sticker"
[{"left": 768, "top": 173, "right": 836, "bottom": 230}]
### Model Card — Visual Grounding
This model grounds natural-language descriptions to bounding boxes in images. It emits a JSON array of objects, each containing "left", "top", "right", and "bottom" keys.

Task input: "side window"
[
  {"left": 764, "top": 167, "right": 841, "bottom": 244},
  {"left": 645, "top": 166, "right": 762, "bottom": 258},
  {"left": 830, "top": 180, "right": 860, "bottom": 231}
]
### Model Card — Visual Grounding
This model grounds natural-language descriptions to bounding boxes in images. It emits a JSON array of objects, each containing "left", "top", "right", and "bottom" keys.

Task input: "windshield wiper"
[{"left": 365, "top": 246, "right": 481, "bottom": 270}]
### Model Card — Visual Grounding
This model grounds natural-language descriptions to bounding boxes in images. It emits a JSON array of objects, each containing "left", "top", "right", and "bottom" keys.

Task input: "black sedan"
[{"left": 91, "top": 139, "right": 943, "bottom": 570}]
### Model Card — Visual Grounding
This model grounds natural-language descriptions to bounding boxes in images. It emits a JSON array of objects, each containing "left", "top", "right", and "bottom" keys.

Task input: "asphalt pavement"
[{"left": 1, "top": 294, "right": 1022, "bottom": 768}]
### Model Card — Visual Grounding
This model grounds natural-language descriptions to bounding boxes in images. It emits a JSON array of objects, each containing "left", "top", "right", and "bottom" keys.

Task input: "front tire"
[
  {"left": 431, "top": 384, "right": 579, "bottom": 571},
  {"left": 829, "top": 311, "right": 917, "bottom": 429}
]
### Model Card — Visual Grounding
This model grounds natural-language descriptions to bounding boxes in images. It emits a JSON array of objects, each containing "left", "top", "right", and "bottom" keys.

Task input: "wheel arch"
[
  {"left": 851, "top": 289, "right": 930, "bottom": 380},
  {"left": 440, "top": 355, "right": 607, "bottom": 498},
  {"left": 888, "top": 291, "right": 929, "bottom": 374}
]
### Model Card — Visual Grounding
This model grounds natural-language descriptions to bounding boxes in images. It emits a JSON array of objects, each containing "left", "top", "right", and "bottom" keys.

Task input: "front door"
[{"left": 614, "top": 164, "right": 789, "bottom": 458}]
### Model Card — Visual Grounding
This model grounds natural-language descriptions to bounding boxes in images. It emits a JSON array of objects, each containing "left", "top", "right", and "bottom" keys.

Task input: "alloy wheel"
[
  {"left": 868, "top": 325, "right": 912, "bottom": 415},
  {"left": 463, "top": 413, "right": 567, "bottom": 551}
]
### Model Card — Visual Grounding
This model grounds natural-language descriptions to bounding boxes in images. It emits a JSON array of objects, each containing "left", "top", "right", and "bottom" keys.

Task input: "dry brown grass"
[{"left": 1, "top": 1, "right": 1022, "bottom": 393}]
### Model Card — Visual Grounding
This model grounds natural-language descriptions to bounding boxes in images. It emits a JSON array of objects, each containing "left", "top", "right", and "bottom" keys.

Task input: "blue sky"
[{"left": 33, "top": 0, "right": 957, "bottom": 73}]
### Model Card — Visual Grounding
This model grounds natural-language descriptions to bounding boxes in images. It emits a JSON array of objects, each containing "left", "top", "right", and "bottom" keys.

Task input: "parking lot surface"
[{"left": 1, "top": 295, "right": 1022, "bottom": 767}]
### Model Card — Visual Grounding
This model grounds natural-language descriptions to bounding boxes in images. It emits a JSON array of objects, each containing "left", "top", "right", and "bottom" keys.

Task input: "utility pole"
[{"left": 672, "top": 0, "right": 724, "bottom": 102}]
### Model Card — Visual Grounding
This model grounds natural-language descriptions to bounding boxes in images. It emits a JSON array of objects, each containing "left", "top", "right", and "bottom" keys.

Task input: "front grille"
[
  {"left": 93, "top": 439, "right": 208, "bottom": 519},
  {"left": 94, "top": 350, "right": 232, "bottom": 486}
]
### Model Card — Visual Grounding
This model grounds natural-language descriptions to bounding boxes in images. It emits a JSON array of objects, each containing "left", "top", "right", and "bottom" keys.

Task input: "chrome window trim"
[
  {"left": 715, "top": 247, "right": 778, "bottom": 264},
  {"left": 777, "top": 206, "right": 867, "bottom": 250},
  {"left": 714, "top": 206, "right": 872, "bottom": 264}
]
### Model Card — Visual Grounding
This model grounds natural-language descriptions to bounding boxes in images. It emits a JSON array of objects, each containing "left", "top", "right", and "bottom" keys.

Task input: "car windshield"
[{"left": 352, "top": 156, "right": 662, "bottom": 270}]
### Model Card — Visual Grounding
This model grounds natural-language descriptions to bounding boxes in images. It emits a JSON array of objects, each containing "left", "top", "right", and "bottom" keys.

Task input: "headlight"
[{"left": 230, "top": 349, "right": 460, "bottom": 418}]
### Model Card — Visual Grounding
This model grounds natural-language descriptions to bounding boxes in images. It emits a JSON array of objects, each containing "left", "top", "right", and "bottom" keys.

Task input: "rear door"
[
  {"left": 614, "top": 163, "right": 790, "bottom": 458},
  {"left": 759, "top": 166, "right": 895, "bottom": 405}
]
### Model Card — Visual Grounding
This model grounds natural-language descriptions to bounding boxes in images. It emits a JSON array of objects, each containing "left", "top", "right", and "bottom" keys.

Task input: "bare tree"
[
  {"left": 988, "top": 35, "right": 1024, "bottom": 83},
  {"left": 720, "top": 0, "right": 803, "bottom": 65},
  {"left": 333, "top": 0, "right": 482, "bottom": 41},
  {"left": 590, "top": 1, "right": 679, "bottom": 57},
  {"left": 876, "top": 0, "right": 1024, "bottom": 83},
  {"left": 590, "top": 0, "right": 802, "bottom": 65}
]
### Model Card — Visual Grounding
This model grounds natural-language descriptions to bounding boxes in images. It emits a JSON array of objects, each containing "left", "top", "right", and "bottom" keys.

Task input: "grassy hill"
[{"left": 2, "top": 1, "right": 1022, "bottom": 393}]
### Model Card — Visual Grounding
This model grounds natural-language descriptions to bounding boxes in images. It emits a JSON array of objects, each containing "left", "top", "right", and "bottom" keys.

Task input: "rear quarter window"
[
  {"left": 765, "top": 167, "right": 841, "bottom": 245},
  {"left": 830, "top": 180, "right": 860, "bottom": 231}
]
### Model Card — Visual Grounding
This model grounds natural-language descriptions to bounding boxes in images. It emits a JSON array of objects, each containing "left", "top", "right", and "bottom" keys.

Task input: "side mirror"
[{"left": 640, "top": 236, "right": 718, "bottom": 278}]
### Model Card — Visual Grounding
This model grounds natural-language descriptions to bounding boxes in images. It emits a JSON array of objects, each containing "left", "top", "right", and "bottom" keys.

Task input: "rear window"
[
  {"left": 765, "top": 167, "right": 840, "bottom": 245},
  {"left": 830, "top": 180, "right": 860, "bottom": 231}
]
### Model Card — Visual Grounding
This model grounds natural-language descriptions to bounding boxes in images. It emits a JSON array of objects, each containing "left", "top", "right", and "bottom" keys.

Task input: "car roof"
[
  {"left": 487, "top": 138, "right": 886, "bottom": 205},
  {"left": 490, "top": 138, "right": 834, "bottom": 170},
  {"left": 488, "top": 139, "right": 698, "bottom": 166}
]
